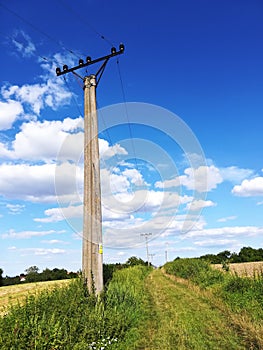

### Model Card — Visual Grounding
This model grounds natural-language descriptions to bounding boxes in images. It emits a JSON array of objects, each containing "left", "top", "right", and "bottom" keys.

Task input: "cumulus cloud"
[
  {"left": 12, "top": 117, "right": 83, "bottom": 161},
  {"left": 99, "top": 139, "right": 127, "bottom": 160},
  {"left": 34, "top": 205, "right": 82, "bottom": 223},
  {"left": 232, "top": 177, "right": 263, "bottom": 197},
  {"left": 0, "top": 162, "right": 82, "bottom": 203},
  {"left": 186, "top": 199, "right": 216, "bottom": 212},
  {"left": 155, "top": 165, "right": 222, "bottom": 192},
  {"left": 220, "top": 166, "right": 254, "bottom": 183},
  {"left": 184, "top": 226, "right": 263, "bottom": 239},
  {"left": 1, "top": 79, "right": 72, "bottom": 116},
  {"left": 2, "top": 229, "right": 65, "bottom": 239},
  {"left": 0, "top": 100, "right": 24, "bottom": 130},
  {"left": 0, "top": 50, "right": 73, "bottom": 124}
]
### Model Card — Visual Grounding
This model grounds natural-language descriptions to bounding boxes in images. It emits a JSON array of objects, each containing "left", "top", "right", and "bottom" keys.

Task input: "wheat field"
[
  {"left": 0, "top": 279, "right": 70, "bottom": 315},
  {"left": 213, "top": 261, "right": 263, "bottom": 277}
]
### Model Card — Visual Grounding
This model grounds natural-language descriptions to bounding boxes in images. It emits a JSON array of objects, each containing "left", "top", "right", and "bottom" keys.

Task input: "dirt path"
[{"left": 136, "top": 269, "right": 249, "bottom": 350}]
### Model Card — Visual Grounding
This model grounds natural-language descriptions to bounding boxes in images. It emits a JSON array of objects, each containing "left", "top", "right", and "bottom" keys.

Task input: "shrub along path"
[{"left": 137, "top": 269, "right": 249, "bottom": 350}]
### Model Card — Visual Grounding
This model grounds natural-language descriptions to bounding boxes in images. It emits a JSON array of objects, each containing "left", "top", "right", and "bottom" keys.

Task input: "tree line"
[
  {"left": 0, "top": 256, "right": 148, "bottom": 287},
  {"left": 1, "top": 266, "right": 78, "bottom": 286},
  {"left": 200, "top": 246, "right": 263, "bottom": 264}
]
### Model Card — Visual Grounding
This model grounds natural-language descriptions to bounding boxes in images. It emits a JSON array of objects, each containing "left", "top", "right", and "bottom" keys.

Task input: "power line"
[
  {"left": 0, "top": 2, "right": 81, "bottom": 60},
  {"left": 56, "top": 0, "right": 115, "bottom": 47},
  {"left": 63, "top": 76, "right": 83, "bottom": 118},
  {"left": 116, "top": 58, "right": 139, "bottom": 172}
]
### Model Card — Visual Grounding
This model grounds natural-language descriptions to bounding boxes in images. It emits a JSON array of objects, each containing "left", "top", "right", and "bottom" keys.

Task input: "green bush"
[
  {"left": 220, "top": 274, "right": 263, "bottom": 321},
  {"left": 165, "top": 258, "right": 224, "bottom": 288},
  {"left": 164, "top": 257, "right": 263, "bottom": 323}
]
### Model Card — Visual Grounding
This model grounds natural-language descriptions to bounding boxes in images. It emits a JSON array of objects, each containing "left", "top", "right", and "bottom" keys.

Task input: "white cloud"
[
  {"left": 2, "top": 229, "right": 65, "bottom": 239},
  {"left": 1, "top": 57, "right": 72, "bottom": 118},
  {"left": 41, "top": 239, "right": 69, "bottom": 245},
  {"left": 184, "top": 226, "right": 263, "bottom": 239},
  {"left": 6, "top": 204, "right": 25, "bottom": 215},
  {"left": 99, "top": 139, "right": 127, "bottom": 160},
  {"left": 217, "top": 216, "right": 237, "bottom": 223},
  {"left": 12, "top": 30, "right": 36, "bottom": 57},
  {"left": 0, "top": 142, "right": 13, "bottom": 158},
  {"left": 21, "top": 248, "right": 66, "bottom": 256},
  {"left": 12, "top": 118, "right": 83, "bottom": 161},
  {"left": 0, "top": 162, "right": 82, "bottom": 203},
  {"left": 194, "top": 239, "right": 237, "bottom": 247},
  {"left": 232, "top": 177, "right": 263, "bottom": 197},
  {"left": 0, "top": 100, "right": 24, "bottom": 130},
  {"left": 122, "top": 168, "right": 146, "bottom": 186},
  {"left": 186, "top": 199, "right": 216, "bottom": 212},
  {"left": 220, "top": 166, "right": 254, "bottom": 183},
  {"left": 155, "top": 165, "right": 223, "bottom": 192},
  {"left": 35, "top": 205, "right": 82, "bottom": 223}
]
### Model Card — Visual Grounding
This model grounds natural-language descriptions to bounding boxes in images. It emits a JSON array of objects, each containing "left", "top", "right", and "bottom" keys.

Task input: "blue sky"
[{"left": 0, "top": 0, "right": 263, "bottom": 276}]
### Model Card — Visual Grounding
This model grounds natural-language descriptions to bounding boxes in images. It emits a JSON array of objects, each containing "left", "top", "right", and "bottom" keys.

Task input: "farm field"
[
  {"left": 1, "top": 262, "right": 263, "bottom": 349},
  {"left": 213, "top": 261, "right": 263, "bottom": 277},
  {"left": 0, "top": 279, "right": 70, "bottom": 314}
]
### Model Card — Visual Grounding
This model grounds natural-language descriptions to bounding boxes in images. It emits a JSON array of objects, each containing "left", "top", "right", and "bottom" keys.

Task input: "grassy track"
[{"left": 137, "top": 269, "right": 248, "bottom": 350}]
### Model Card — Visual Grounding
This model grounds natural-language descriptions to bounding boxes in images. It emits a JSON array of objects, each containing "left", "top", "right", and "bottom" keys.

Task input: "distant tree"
[
  {"left": 238, "top": 247, "right": 258, "bottom": 262},
  {"left": 229, "top": 252, "right": 241, "bottom": 263},
  {"left": 217, "top": 250, "right": 231, "bottom": 262},
  {"left": 2, "top": 275, "right": 20, "bottom": 286},
  {"left": 51, "top": 268, "right": 68, "bottom": 280},
  {"left": 25, "top": 266, "right": 39, "bottom": 274},
  {"left": 25, "top": 266, "right": 40, "bottom": 282},
  {"left": 200, "top": 254, "right": 220, "bottom": 264},
  {"left": 0, "top": 268, "right": 3, "bottom": 287},
  {"left": 41, "top": 268, "right": 53, "bottom": 281},
  {"left": 103, "top": 263, "right": 124, "bottom": 285},
  {"left": 126, "top": 256, "right": 148, "bottom": 267}
]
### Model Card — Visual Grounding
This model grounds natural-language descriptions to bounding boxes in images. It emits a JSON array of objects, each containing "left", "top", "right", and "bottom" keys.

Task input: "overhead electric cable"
[
  {"left": 56, "top": 0, "right": 115, "bottom": 47},
  {"left": 116, "top": 58, "right": 139, "bottom": 170},
  {"left": 0, "top": 2, "right": 82, "bottom": 59},
  {"left": 63, "top": 76, "right": 83, "bottom": 118}
]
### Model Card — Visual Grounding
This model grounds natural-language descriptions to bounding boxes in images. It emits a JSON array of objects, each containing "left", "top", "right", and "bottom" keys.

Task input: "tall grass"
[
  {"left": 0, "top": 266, "right": 150, "bottom": 349},
  {"left": 165, "top": 258, "right": 224, "bottom": 288},
  {"left": 164, "top": 258, "right": 263, "bottom": 323}
]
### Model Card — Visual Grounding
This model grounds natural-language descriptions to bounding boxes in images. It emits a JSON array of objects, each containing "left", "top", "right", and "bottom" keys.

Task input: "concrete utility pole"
[
  {"left": 141, "top": 233, "right": 152, "bottom": 266},
  {"left": 82, "top": 74, "right": 103, "bottom": 293},
  {"left": 56, "top": 45, "right": 124, "bottom": 294}
]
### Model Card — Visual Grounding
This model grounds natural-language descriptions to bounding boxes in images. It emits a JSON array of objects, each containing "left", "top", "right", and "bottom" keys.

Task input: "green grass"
[
  {"left": 0, "top": 279, "right": 70, "bottom": 315},
  {"left": 164, "top": 258, "right": 263, "bottom": 349},
  {"left": 2, "top": 261, "right": 263, "bottom": 349},
  {"left": 136, "top": 269, "right": 247, "bottom": 350},
  {"left": 0, "top": 266, "right": 151, "bottom": 349}
]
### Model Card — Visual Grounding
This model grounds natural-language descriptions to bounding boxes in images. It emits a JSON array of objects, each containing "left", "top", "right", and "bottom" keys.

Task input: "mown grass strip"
[
  {"left": 137, "top": 269, "right": 248, "bottom": 350},
  {"left": 164, "top": 258, "right": 263, "bottom": 349}
]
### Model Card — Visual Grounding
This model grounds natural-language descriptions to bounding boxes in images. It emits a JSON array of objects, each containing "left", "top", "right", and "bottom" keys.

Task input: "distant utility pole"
[
  {"left": 149, "top": 253, "right": 155, "bottom": 265},
  {"left": 165, "top": 242, "right": 169, "bottom": 263},
  {"left": 56, "top": 44, "right": 125, "bottom": 294},
  {"left": 141, "top": 233, "right": 152, "bottom": 266}
]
